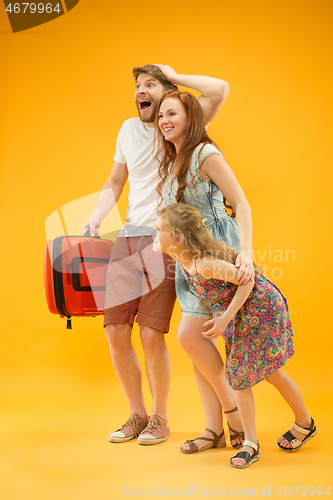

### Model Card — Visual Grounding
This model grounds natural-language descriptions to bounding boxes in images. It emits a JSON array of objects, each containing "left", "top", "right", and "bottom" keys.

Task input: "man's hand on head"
[{"left": 153, "top": 64, "right": 178, "bottom": 85}]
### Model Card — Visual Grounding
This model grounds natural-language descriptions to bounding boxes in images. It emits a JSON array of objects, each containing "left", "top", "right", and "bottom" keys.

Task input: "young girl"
[
  {"left": 155, "top": 89, "right": 254, "bottom": 452},
  {"left": 153, "top": 203, "right": 317, "bottom": 468}
]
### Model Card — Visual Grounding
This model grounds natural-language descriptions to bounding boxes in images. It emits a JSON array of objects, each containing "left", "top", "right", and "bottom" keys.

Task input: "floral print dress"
[{"left": 182, "top": 262, "right": 294, "bottom": 390}]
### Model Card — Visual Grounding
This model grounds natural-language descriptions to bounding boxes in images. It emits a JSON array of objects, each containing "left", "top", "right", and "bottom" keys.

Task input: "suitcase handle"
[
  {"left": 71, "top": 257, "right": 109, "bottom": 292},
  {"left": 83, "top": 230, "right": 101, "bottom": 239}
]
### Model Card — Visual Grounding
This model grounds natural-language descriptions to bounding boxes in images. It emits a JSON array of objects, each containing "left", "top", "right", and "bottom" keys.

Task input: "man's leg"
[
  {"left": 133, "top": 248, "right": 175, "bottom": 445},
  {"left": 136, "top": 325, "right": 171, "bottom": 445},
  {"left": 105, "top": 323, "right": 148, "bottom": 419},
  {"left": 104, "top": 236, "right": 170, "bottom": 442},
  {"left": 116, "top": 240, "right": 175, "bottom": 445},
  {"left": 105, "top": 323, "right": 149, "bottom": 442},
  {"left": 140, "top": 326, "right": 171, "bottom": 420}
]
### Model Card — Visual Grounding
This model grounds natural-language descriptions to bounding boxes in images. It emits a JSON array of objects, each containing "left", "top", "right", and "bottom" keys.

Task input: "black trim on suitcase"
[
  {"left": 71, "top": 257, "right": 109, "bottom": 292},
  {"left": 52, "top": 236, "right": 71, "bottom": 319}
]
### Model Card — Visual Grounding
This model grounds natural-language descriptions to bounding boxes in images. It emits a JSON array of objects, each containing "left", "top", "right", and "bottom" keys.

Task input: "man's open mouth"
[{"left": 139, "top": 100, "right": 152, "bottom": 111}]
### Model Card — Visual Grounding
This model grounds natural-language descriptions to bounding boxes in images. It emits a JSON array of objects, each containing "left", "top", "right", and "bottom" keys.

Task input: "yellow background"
[{"left": 1, "top": 0, "right": 332, "bottom": 498}]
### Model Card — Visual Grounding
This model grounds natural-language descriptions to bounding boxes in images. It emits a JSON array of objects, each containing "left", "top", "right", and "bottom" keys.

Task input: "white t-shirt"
[{"left": 114, "top": 118, "right": 161, "bottom": 237}]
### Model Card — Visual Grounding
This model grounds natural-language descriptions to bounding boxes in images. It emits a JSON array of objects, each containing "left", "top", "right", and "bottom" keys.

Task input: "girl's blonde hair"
[{"left": 158, "top": 204, "right": 261, "bottom": 274}]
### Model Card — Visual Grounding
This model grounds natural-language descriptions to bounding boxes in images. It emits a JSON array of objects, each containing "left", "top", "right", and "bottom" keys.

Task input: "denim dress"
[{"left": 162, "top": 143, "right": 240, "bottom": 318}]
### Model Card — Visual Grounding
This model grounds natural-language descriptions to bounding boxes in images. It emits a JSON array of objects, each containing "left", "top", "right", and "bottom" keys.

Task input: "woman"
[{"left": 155, "top": 90, "right": 254, "bottom": 453}]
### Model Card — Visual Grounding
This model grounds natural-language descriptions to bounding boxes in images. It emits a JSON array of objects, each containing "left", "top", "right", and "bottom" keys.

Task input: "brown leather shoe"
[
  {"left": 137, "top": 415, "right": 171, "bottom": 445},
  {"left": 180, "top": 428, "right": 226, "bottom": 454},
  {"left": 108, "top": 414, "right": 149, "bottom": 443},
  {"left": 224, "top": 406, "right": 245, "bottom": 449}
]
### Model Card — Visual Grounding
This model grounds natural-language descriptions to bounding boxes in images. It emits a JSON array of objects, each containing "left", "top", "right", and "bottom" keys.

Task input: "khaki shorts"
[{"left": 103, "top": 236, "right": 176, "bottom": 333}]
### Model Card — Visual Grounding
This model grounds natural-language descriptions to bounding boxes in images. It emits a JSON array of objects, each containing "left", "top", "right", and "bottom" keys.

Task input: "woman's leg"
[
  {"left": 193, "top": 363, "right": 223, "bottom": 431},
  {"left": 231, "top": 387, "right": 258, "bottom": 466},
  {"left": 182, "top": 364, "right": 225, "bottom": 450},
  {"left": 265, "top": 368, "right": 312, "bottom": 448},
  {"left": 178, "top": 316, "right": 243, "bottom": 450}
]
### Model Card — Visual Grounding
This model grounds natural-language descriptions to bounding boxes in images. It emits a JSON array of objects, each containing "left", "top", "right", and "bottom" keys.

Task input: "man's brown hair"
[{"left": 133, "top": 65, "right": 178, "bottom": 92}]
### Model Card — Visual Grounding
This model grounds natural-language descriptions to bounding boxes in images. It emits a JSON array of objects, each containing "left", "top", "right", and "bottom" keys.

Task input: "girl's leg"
[
  {"left": 178, "top": 316, "right": 243, "bottom": 450},
  {"left": 231, "top": 387, "right": 258, "bottom": 467},
  {"left": 265, "top": 368, "right": 312, "bottom": 448}
]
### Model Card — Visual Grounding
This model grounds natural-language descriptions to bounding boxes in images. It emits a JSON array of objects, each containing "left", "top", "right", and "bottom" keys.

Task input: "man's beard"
[{"left": 135, "top": 100, "right": 158, "bottom": 124}]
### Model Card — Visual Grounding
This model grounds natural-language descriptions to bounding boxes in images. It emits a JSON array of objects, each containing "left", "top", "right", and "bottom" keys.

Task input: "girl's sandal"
[
  {"left": 224, "top": 407, "right": 245, "bottom": 449},
  {"left": 230, "top": 440, "right": 260, "bottom": 469},
  {"left": 278, "top": 417, "right": 317, "bottom": 452},
  {"left": 180, "top": 428, "right": 226, "bottom": 454}
]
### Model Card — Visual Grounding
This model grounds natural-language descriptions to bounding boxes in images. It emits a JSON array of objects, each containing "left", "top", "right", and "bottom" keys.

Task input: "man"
[{"left": 82, "top": 64, "right": 230, "bottom": 445}]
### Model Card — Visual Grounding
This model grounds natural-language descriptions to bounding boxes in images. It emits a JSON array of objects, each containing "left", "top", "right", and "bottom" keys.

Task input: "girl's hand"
[
  {"left": 202, "top": 314, "right": 230, "bottom": 338},
  {"left": 235, "top": 250, "right": 255, "bottom": 285},
  {"left": 153, "top": 64, "right": 178, "bottom": 85}
]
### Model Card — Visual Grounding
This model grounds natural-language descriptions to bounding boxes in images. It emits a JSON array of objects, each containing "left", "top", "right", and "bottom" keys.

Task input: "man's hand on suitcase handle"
[
  {"left": 81, "top": 215, "right": 101, "bottom": 238},
  {"left": 82, "top": 230, "right": 101, "bottom": 239}
]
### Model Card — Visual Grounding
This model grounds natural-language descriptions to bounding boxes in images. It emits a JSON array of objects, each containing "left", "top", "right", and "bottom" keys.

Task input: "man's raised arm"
[{"left": 154, "top": 64, "right": 230, "bottom": 126}]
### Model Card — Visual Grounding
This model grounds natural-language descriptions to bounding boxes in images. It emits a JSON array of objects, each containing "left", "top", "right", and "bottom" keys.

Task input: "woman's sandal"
[
  {"left": 224, "top": 407, "right": 245, "bottom": 449},
  {"left": 278, "top": 417, "right": 317, "bottom": 452},
  {"left": 230, "top": 440, "right": 260, "bottom": 469},
  {"left": 180, "top": 428, "right": 226, "bottom": 454}
]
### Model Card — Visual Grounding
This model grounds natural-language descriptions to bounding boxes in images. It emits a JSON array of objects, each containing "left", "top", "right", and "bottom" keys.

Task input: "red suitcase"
[{"left": 44, "top": 234, "right": 114, "bottom": 328}]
